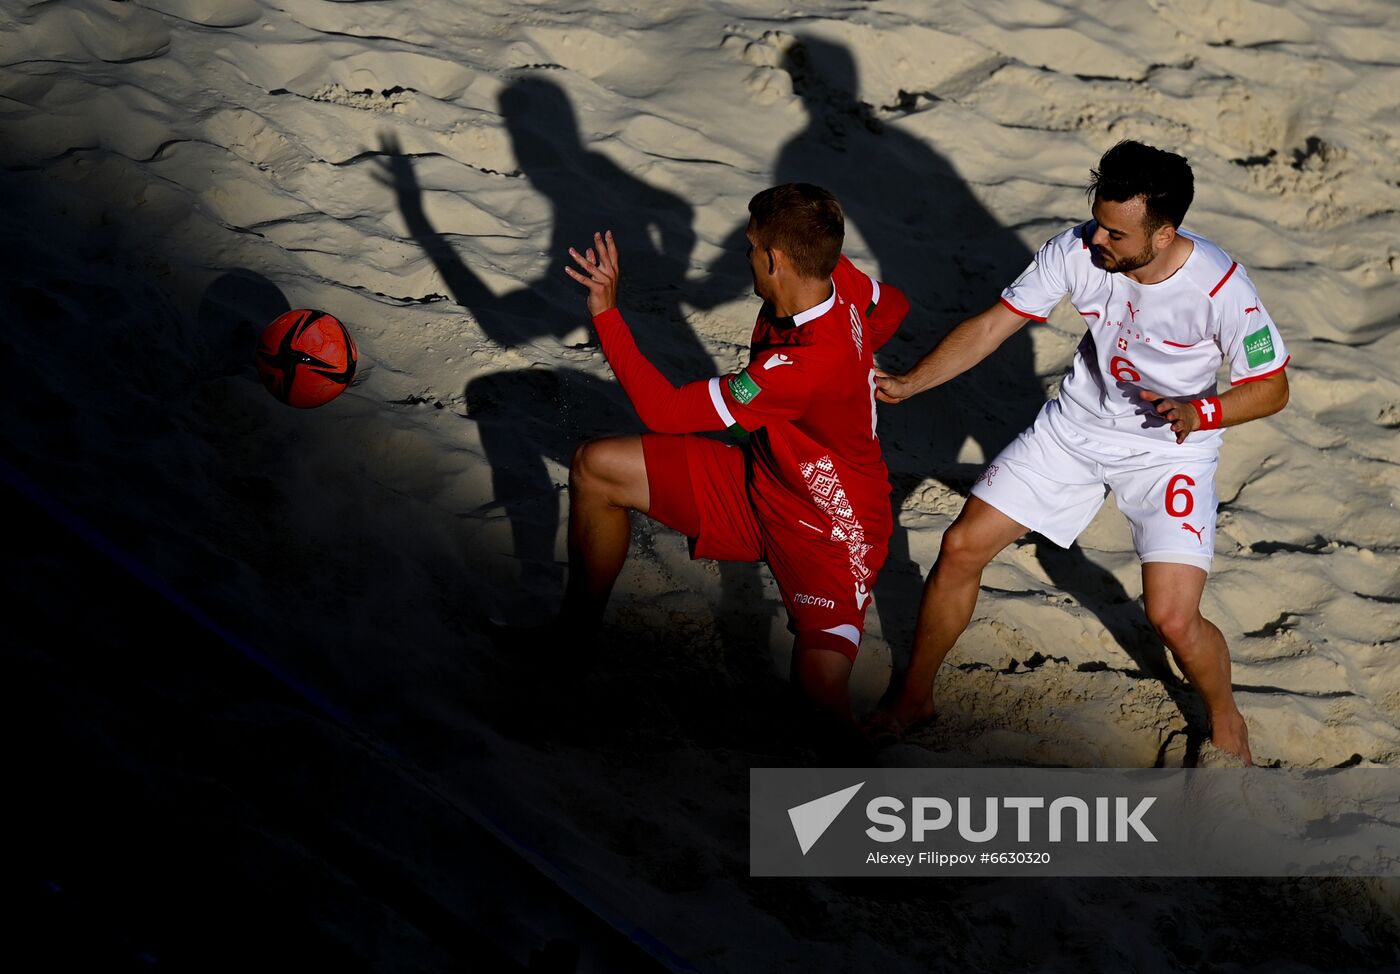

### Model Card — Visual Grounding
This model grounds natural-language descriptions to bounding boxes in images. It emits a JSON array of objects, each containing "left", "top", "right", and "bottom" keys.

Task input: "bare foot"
[
  {"left": 1207, "top": 714, "right": 1253, "bottom": 766},
  {"left": 1196, "top": 740, "right": 1250, "bottom": 768},
  {"left": 862, "top": 704, "right": 936, "bottom": 746}
]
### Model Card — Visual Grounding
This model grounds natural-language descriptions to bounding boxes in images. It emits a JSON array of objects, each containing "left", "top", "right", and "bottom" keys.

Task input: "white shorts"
[{"left": 971, "top": 407, "right": 1218, "bottom": 572}]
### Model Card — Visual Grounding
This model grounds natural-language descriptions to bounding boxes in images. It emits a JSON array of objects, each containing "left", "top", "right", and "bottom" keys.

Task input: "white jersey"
[{"left": 1000, "top": 222, "right": 1290, "bottom": 458}]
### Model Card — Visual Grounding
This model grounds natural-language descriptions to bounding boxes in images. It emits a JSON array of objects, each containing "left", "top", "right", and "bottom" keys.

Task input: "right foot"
[{"left": 863, "top": 702, "right": 936, "bottom": 745}]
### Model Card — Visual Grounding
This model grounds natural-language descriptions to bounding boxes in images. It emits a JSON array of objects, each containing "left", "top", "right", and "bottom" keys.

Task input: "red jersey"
[{"left": 591, "top": 255, "right": 909, "bottom": 589}]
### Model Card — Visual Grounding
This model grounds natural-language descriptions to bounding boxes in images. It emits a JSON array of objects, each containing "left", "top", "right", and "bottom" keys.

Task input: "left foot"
[
  {"left": 1203, "top": 714, "right": 1252, "bottom": 766},
  {"left": 1197, "top": 740, "right": 1250, "bottom": 768}
]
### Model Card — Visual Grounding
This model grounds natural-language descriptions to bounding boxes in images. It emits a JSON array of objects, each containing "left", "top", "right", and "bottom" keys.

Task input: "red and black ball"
[{"left": 255, "top": 309, "right": 357, "bottom": 408}]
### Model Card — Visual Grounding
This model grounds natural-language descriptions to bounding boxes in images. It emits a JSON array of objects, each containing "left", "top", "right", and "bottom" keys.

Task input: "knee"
[
  {"left": 569, "top": 439, "right": 612, "bottom": 496},
  {"left": 934, "top": 522, "right": 995, "bottom": 578},
  {"left": 570, "top": 438, "right": 644, "bottom": 508},
  {"left": 1146, "top": 602, "right": 1199, "bottom": 650}
]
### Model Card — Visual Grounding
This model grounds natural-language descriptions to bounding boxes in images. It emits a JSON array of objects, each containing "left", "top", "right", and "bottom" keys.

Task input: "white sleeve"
[
  {"left": 999, "top": 229, "right": 1074, "bottom": 321},
  {"left": 1214, "top": 265, "right": 1290, "bottom": 383}
]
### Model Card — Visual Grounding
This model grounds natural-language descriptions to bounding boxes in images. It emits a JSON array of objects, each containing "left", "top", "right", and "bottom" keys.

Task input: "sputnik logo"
[{"left": 788, "top": 782, "right": 864, "bottom": 855}]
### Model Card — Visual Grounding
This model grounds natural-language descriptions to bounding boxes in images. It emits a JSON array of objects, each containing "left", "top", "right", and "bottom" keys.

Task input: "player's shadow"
[
  {"left": 379, "top": 77, "right": 769, "bottom": 665},
  {"left": 758, "top": 37, "right": 1183, "bottom": 713}
]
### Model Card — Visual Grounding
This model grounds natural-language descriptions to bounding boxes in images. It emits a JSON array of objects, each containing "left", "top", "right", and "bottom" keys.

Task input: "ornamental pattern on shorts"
[{"left": 799, "top": 455, "right": 874, "bottom": 585}]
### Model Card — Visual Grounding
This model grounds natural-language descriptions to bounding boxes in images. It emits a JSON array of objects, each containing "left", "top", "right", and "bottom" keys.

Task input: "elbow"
[
  {"left": 887, "top": 288, "right": 912, "bottom": 325},
  {"left": 1270, "top": 373, "right": 1290, "bottom": 416},
  {"left": 1236, "top": 371, "right": 1289, "bottom": 418},
  {"left": 635, "top": 405, "right": 670, "bottom": 433},
  {"left": 636, "top": 404, "right": 688, "bottom": 435}
]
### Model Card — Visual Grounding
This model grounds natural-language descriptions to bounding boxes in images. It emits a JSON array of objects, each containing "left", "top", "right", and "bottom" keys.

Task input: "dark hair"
[
  {"left": 748, "top": 183, "right": 844, "bottom": 279},
  {"left": 1087, "top": 140, "right": 1194, "bottom": 232}
]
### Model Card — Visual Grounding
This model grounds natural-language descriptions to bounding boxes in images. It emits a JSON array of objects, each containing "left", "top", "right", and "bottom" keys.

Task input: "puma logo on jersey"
[
  {"left": 1126, "top": 301, "right": 1141, "bottom": 322},
  {"left": 1244, "top": 306, "right": 1260, "bottom": 315},
  {"left": 763, "top": 353, "right": 794, "bottom": 371},
  {"left": 854, "top": 582, "right": 871, "bottom": 610},
  {"left": 1181, "top": 523, "right": 1205, "bottom": 544}
]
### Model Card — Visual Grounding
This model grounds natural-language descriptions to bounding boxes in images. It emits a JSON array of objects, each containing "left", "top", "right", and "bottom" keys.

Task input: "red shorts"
[{"left": 641, "top": 434, "right": 886, "bottom": 661}]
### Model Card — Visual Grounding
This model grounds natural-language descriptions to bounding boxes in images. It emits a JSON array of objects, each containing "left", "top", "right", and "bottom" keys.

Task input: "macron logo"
[
  {"left": 763, "top": 353, "right": 794, "bottom": 371},
  {"left": 788, "top": 782, "right": 864, "bottom": 855}
]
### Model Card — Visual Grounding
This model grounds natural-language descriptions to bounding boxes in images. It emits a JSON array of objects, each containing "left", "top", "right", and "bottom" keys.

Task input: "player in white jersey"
[{"left": 873, "top": 141, "right": 1290, "bottom": 765}]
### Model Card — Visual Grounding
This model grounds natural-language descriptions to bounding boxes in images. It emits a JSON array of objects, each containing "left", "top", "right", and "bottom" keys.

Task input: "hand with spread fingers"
[
  {"left": 1140, "top": 389, "right": 1200, "bottom": 444},
  {"left": 565, "top": 230, "right": 620, "bottom": 317}
]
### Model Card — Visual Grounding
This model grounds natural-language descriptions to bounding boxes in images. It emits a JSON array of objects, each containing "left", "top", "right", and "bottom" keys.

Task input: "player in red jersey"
[
  {"left": 873, "top": 142, "right": 1289, "bottom": 765},
  {"left": 559, "top": 183, "right": 909, "bottom": 723}
]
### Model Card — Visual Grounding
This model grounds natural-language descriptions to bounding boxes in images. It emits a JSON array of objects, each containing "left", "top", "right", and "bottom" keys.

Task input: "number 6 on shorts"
[{"left": 1165, "top": 473, "right": 1195, "bottom": 518}]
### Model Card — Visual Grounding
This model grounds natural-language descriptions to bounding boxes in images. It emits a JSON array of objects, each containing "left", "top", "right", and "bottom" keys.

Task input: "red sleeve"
[
  {"left": 835, "top": 254, "right": 909, "bottom": 353},
  {"left": 867, "top": 280, "right": 909, "bottom": 353},
  {"left": 720, "top": 346, "right": 819, "bottom": 433},
  {"left": 590, "top": 308, "right": 728, "bottom": 434}
]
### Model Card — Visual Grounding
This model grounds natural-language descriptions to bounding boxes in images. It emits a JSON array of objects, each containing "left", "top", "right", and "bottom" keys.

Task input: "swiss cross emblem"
[{"left": 1117, "top": 337, "right": 1129, "bottom": 351}]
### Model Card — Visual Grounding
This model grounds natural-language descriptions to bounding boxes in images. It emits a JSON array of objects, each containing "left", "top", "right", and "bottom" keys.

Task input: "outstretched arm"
[
  {"left": 378, "top": 135, "right": 493, "bottom": 311},
  {"left": 566, "top": 231, "right": 727, "bottom": 435},
  {"left": 875, "top": 300, "right": 1030, "bottom": 404},
  {"left": 1141, "top": 370, "right": 1289, "bottom": 445},
  {"left": 376, "top": 133, "right": 551, "bottom": 345}
]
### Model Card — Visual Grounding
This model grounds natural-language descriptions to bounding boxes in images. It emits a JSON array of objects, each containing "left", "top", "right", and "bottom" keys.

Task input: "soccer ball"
[{"left": 255, "top": 309, "right": 357, "bottom": 408}]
